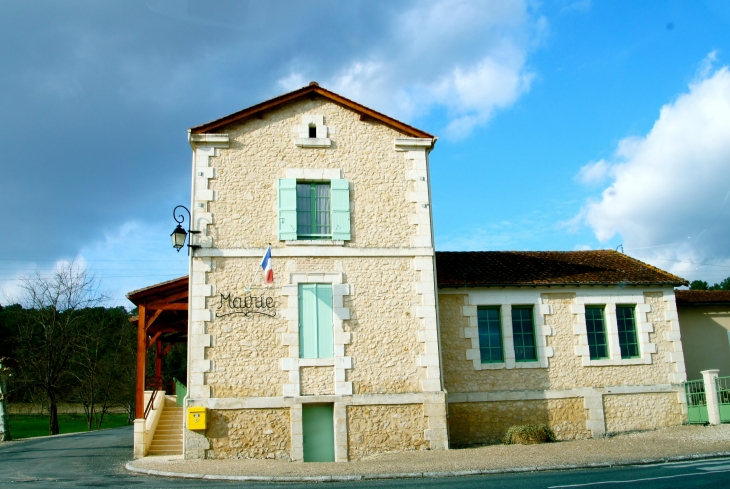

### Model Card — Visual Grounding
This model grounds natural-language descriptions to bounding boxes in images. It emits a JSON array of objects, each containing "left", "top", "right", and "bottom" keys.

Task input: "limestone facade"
[
  {"left": 184, "top": 86, "right": 447, "bottom": 461},
  {"left": 440, "top": 287, "right": 687, "bottom": 443}
]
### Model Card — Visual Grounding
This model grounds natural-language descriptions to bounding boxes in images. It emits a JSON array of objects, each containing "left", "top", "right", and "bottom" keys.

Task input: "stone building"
[
  {"left": 183, "top": 83, "right": 447, "bottom": 462},
  {"left": 675, "top": 290, "right": 730, "bottom": 379},
  {"left": 131, "top": 84, "right": 692, "bottom": 461}
]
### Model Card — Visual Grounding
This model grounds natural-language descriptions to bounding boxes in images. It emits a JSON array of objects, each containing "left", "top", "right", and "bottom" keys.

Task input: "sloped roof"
[
  {"left": 435, "top": 250, "right": 687, "bottom": 288},
  {"left": 189, "top": 82, "right": 434, "bottom": 138},
  {"left": 675, "top": 290, "right": 730, "bottom": 304},
  {"left": 126, "top": 276, "right": 188, "bottom": 305}
]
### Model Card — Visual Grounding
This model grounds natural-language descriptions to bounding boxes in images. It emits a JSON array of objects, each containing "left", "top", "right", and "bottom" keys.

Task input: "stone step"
[
  {"left": 150, "top": 442, "right": 183, "bottom": 448},
  {"left": 148, "top": 405, "right": 184, "bottom": 456},
  {"left": 148, "top": 449, "right": 182, "bottom": 455}
]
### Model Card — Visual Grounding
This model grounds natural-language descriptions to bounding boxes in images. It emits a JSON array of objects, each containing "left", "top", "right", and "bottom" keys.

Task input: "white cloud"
[
  {"left": 576, "top": 159, "right": 612, "bottom": 185},
  {"left": 278, "top": 0, "right": 539, "bottom": 138},
  {"left": 578, "top": 57, "right": 730, "bottom": 281}
]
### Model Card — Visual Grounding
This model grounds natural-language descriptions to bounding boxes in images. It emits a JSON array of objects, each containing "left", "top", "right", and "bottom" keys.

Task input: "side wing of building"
[{"left": 436, "top": 251, "right": 688, "bottom": 445}]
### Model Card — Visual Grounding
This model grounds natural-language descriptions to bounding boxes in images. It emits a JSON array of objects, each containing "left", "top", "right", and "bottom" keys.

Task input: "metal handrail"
[{"left": 144, "top": 377, "right": 163, "bottom": 419}]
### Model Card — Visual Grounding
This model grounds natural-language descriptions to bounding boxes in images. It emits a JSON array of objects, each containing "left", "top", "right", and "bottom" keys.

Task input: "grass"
[
  {"left": 503, "top": 424, "right": 556, "bottom": 445},
  {"left": 7, "top": 413, "right": 131, "bottom": 439}
]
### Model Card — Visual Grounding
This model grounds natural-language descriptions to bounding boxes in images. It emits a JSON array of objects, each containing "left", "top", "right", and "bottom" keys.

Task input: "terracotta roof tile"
[
  {"left": 435, "top": 250, "right": 687, "bottom": 288},
  {"left": 675, "top": 290, "right": 730, "bottom": 304}
]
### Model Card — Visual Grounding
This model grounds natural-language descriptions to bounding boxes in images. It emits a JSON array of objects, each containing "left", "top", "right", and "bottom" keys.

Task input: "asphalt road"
[{"left": 1, "top": 427, "right": 729, "bottom": 488}]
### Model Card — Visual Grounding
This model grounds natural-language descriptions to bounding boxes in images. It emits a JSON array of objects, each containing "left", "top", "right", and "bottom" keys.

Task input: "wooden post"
[{"left": 135, "top": 304, "right": 146, "bottom": 419}]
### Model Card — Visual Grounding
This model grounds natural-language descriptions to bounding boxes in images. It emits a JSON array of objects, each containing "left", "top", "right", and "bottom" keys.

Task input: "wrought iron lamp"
[{"left": 170, "top": 205, "right": 200, "bottom": 253}]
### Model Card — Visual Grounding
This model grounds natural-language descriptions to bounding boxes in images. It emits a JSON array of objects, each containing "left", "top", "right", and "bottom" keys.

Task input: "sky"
[{"left": 1, "top": 0, "right": 730, "bottom": 308}]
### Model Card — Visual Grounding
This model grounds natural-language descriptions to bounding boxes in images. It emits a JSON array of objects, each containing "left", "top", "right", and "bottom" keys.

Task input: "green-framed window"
[
  {"left": 296, "top": 182, "right": 331, "bottom": 238},
  {"left": 616, "top": 305, "right": 640, "bottom": 359},
  {"left": 512, "top": 306, "right": 537, "bottom": 362},
  {"left": 585, "top": 306, "right": 609, "bottom": 360},
  {"left": 299, "top": 284, "right": 333, "bottom": 358},
  {"left": 277, "top": 178, "right": 351, "bottom": 241},
  {"left": 477, "top": 307, "right": 504, "bottom": 363}
]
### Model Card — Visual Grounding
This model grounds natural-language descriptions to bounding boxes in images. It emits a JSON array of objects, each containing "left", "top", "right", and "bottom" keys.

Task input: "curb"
[
  {"left": 4, "top": 425, "right": 132, "bottom": 443},
  {"left": 125, "top": 451, "right": 730, "bottom": 483}
]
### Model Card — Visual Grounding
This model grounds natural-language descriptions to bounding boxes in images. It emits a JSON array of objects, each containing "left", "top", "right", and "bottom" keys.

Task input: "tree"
[
  {"left": 689, "top": 277, "right": 730, "bottom": 291},
  {"left": 70, "top": 307, "right": 135, "bottom": 429},
  {"left": 0, "top": 357, "right": 12, "bottom": 441},
  {"left": 713, "top": 277, "right": 730, "bottom": 290},
  {"left": 14, "top": 262, "right": 105, "bottom": 435}
]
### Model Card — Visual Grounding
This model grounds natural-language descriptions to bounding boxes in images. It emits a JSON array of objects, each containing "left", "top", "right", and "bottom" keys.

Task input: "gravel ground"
[{"left": 130, "top": 424, "right": 730, "bottom": 477}]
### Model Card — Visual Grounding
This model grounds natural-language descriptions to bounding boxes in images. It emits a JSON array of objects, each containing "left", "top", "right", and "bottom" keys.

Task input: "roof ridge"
[{"left": 189, "top": 84, "right": 434, "bottom": 138}]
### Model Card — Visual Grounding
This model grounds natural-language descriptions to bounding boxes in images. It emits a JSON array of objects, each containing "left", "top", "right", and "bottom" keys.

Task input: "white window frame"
[
  {"left": 460, "top": 290, "right": 555, "bottom": 370},
  {"left": 280, "top": 272, "right": 352, "bottom": 396},
  {"left": 281, "top": 169, "right": 348, "bottom": 245},
  {"left": 572, "top": 294, "right": 654, "bottom": 366}
]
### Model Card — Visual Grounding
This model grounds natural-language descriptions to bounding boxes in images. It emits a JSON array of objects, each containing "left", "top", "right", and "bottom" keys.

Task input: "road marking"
[
  {"left": 656, "top": 458, "right": 730, "bottom": 469},
  {"left": 547, "top": 468, "right": 730, "bottom": 488},
  {"left": 699, "top": 464, "right": 730, "bottom": 471}
]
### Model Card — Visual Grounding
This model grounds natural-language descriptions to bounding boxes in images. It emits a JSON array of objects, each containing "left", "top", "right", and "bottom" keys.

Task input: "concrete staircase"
[{"left": 148, "top": 396, "right": 183, "bottom": 456}]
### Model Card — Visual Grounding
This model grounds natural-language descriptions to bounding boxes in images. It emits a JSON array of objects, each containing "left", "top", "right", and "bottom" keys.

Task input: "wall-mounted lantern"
[{"left": 170, "top": 205, "right": 200, "bottom": 253}]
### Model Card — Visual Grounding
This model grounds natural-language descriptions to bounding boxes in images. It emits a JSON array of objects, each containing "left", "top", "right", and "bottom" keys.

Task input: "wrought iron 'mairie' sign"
[{"left": 215, "top": 291, "right": 278, "bottom": 318}]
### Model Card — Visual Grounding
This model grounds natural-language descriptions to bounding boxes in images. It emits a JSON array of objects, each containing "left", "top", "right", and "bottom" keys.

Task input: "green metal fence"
[
  {"left": 716, "top": 376, "right": 730, "bottom": 423},
  {"left": 174, "top": 378, "right": 187, "bottom": 408},
  {"left": 684, "top": 379, "right": 709, "bottom": 424}
]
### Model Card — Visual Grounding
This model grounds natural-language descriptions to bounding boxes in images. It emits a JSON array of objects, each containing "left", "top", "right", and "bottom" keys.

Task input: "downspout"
[
  {"left": 183, "top": 129, "right": 196, "bottom": 458},
  {"left": 425, "top": 137, "right": 450, "bottom": 443}
]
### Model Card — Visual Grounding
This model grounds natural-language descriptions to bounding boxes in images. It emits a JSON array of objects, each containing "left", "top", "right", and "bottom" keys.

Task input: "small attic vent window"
[{"left": 295, "top": 115, "right": 332, "bottom": 148}]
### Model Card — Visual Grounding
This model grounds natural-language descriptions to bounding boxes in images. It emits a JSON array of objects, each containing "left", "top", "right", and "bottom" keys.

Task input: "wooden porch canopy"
[{"left": 127, "top": 276, "right": 189, "bottom": 419}]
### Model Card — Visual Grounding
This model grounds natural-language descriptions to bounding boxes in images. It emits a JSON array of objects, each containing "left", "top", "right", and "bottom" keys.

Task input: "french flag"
[{"left": 261, "top": 245, "right": 274, "bottom": 284}]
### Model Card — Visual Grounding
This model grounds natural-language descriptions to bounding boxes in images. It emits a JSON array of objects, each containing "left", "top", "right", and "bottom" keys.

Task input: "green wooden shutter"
[
  {"left": 278, "top": 178, "right": 298, "bottom": 240},
  {"left": 316, "top": 285, "right": 333, "bottom": 357},
  {"left": 330, "top": 179, "right": 351, "bottom": 241},
  {"left": 299, "top": 285, "right": 318, "bottom": 358},
  {"left": 298, "top": 284, "right": 333, "bottom": 358}
]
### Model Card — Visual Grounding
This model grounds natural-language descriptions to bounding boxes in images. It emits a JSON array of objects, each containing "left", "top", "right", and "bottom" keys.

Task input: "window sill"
[
  {"left": 582, "top": 356, "right": 652, "bottom": 367},
  {"left": 285, "top": 240, "right": 344, "bottom": 246},
  {"left": 514, "top": 361, "right": 544, "bottom": 369},
  {"left": 295, "top": 138, "right": 332, "bottom": 148},
  {"left": 478, "top": 362, "right": 506, "bottom": 370}
]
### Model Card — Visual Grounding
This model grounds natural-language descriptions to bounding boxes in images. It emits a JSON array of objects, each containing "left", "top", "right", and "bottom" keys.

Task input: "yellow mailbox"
[{"left": 187, "top": 406, "right": 207, "bottom": 430}]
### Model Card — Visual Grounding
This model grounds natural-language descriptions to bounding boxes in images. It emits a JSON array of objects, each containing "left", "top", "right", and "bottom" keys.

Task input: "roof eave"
[
  {"left": 189, "top": 85, "right": 434, "bottom": 139},
  {"left": 437, "top": 281, "right": 686, "bottom": 289}
]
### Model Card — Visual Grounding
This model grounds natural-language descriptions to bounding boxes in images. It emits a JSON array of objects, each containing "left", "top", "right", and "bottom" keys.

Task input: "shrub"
[{"left": 503, "top": 424, "right": 556, "bottom": 445}]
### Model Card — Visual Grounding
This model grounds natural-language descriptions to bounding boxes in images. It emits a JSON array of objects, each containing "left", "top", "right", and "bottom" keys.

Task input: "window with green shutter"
[
  {"left": 585, "top": 306, "right": 609, "bottom": 360},
  {"left": 477, "top": 306, "right": 504, "bottom": 363},
  {"left": 277, "top": 178, "right": 350, "bottom": 241},
  {"left": 616, "top": 305, "right": 640, "bottom": 359},
  {"left": 297, "top": 183, "right": 331, "bottom": 238},
  {"left": 512, "top": 306, "right": 537, "bottom": 362},
  {"left": 299, "top": 284, "right": 333, "bottom": 358}
]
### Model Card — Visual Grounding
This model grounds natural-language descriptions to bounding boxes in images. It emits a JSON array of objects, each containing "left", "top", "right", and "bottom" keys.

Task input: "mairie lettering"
[{"left": 215, "top": 293, "right": 277, "bottom": 318}]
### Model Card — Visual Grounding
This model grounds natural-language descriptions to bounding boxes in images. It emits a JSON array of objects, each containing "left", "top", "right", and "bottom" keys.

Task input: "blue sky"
[{"left": 1, "top": 0, "right": 730, "bottom": 307}]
